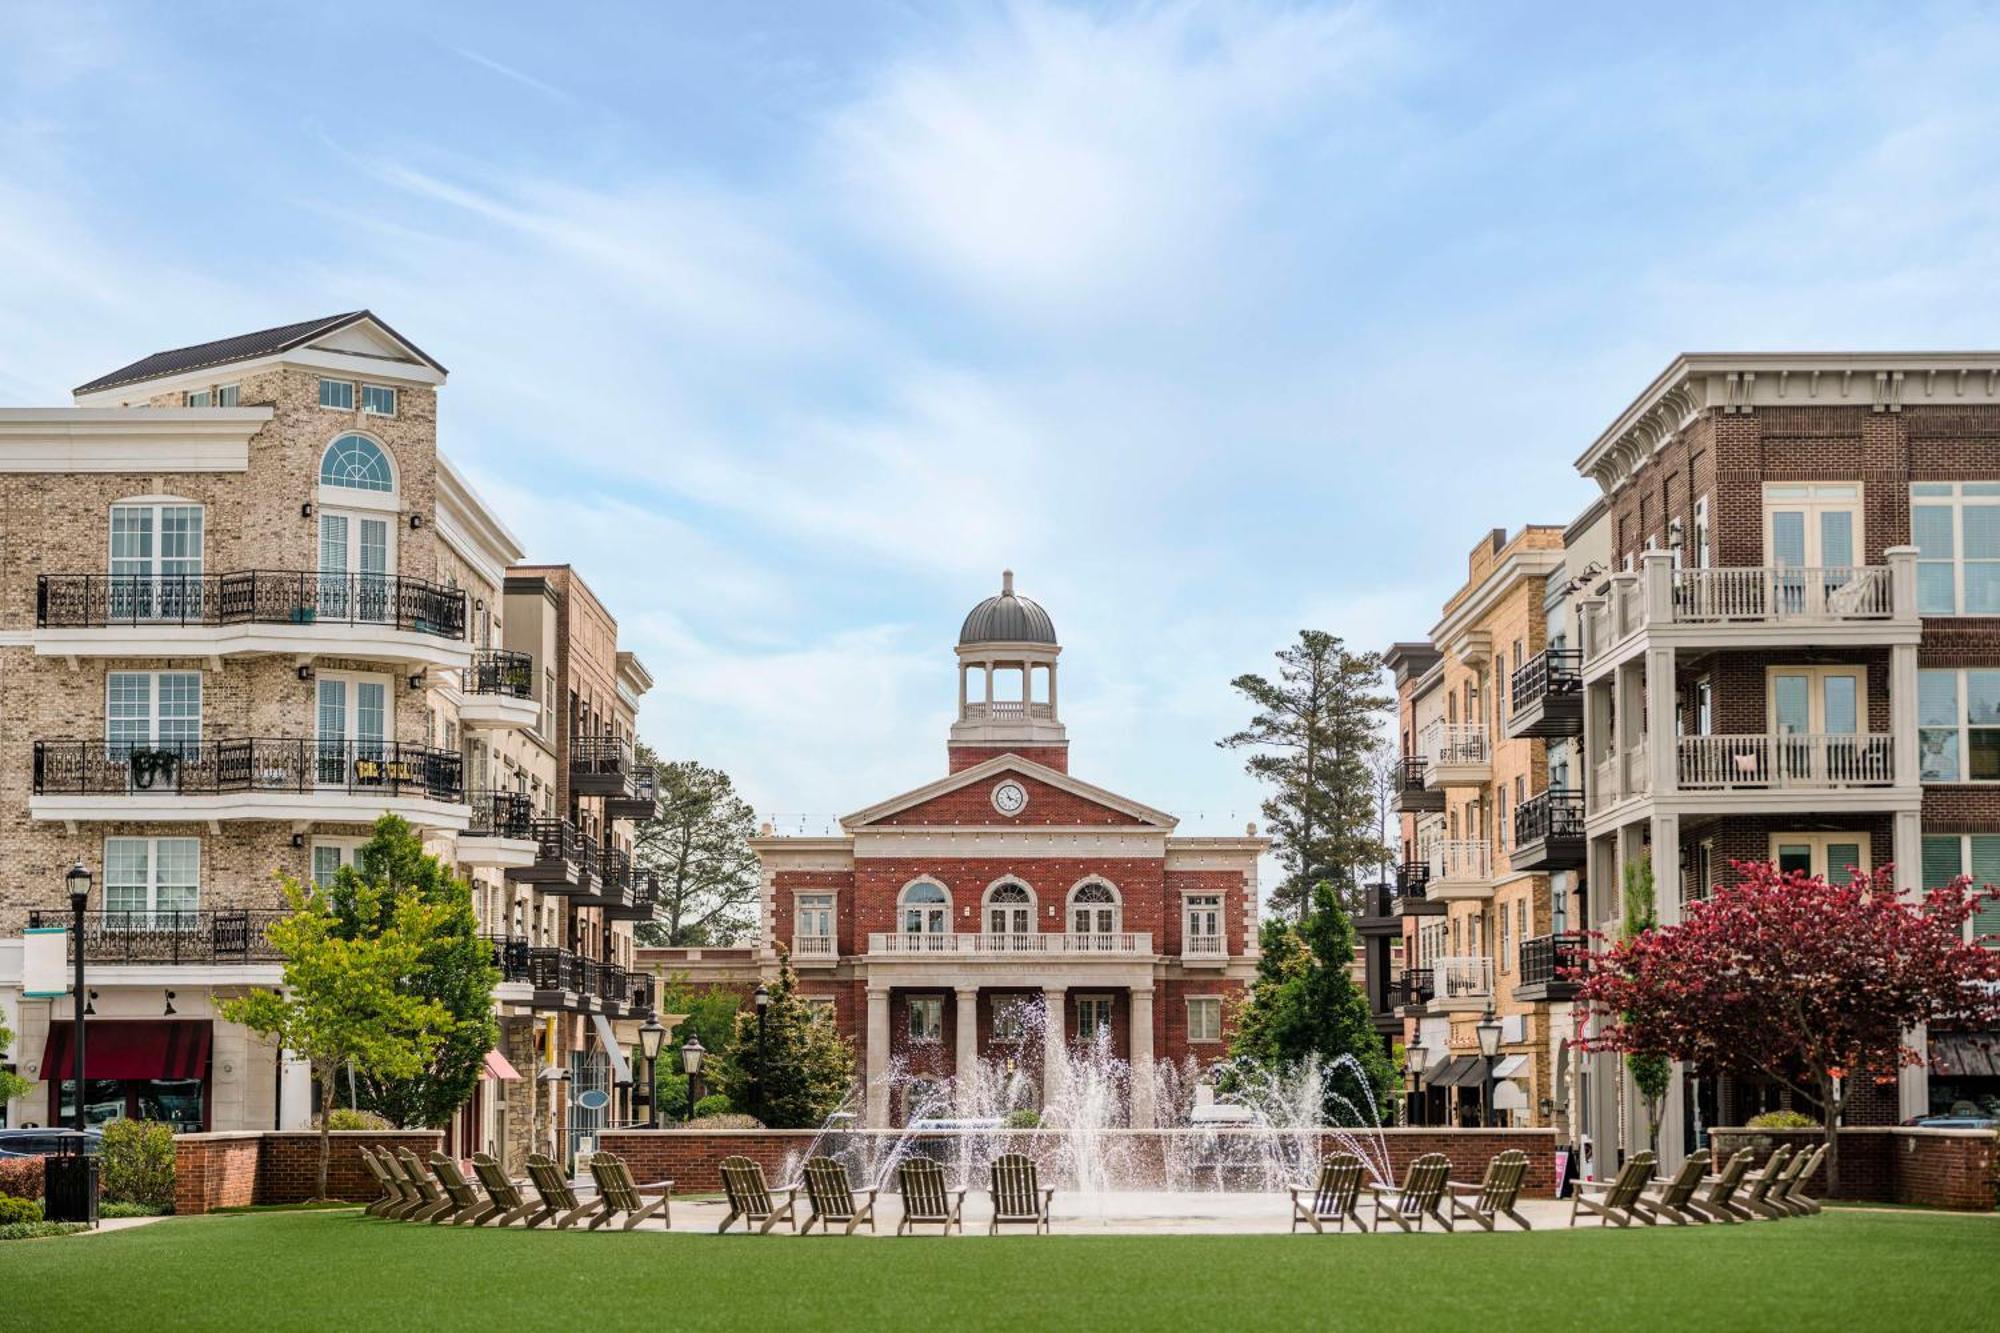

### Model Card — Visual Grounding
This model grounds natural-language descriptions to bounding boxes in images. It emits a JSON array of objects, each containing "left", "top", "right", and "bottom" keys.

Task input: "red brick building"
[{"left": 750, "top": 573, "right": 1265, "bottom": 1127}]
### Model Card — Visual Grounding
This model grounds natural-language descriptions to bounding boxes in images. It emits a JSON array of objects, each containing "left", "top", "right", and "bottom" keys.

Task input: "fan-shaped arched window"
[
  {"left": 320, "top": 434, "right": 395, "bottom": 493},
  {"left": 984, "top": 880, "right": 1035, "bottom": 937},
  {"left": 899, "top": 880, "right": 950, "bottom": 935},
  {"left": 1068, "top": 880, "right": 1121, "bottom": 937}
]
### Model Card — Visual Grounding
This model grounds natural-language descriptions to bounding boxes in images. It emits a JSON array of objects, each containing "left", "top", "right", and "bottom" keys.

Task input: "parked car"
[{"left": 0, "top": 1128, "right": 104, "bottom": 1157}]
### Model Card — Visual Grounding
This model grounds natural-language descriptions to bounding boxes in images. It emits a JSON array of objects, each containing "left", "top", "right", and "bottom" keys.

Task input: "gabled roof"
[
  {"left": 841, "top": 752, "right": 1177, "bottom": 831},
  {"left": 73, "top": 310, "right": 446, "bottom": 395}
]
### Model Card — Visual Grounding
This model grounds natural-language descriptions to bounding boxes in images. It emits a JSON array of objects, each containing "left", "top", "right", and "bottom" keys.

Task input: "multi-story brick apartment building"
[
  {"left": 751, "top": 573, "right": 1265, "bottom": 1127},
  {"left": 1570, "top": 352, "right": 2000, "bottom": 1168},
  {"left": 0, "top": 314, "right": 656, "bottom": 1173},
  {"left": 1385, "top": 527, "right": 1576, "bottom": 1132}
]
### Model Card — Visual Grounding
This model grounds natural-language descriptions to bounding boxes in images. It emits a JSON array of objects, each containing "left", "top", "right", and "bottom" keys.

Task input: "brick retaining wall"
[
  {"left": 173, "top": 1130, "right": 446, "bottom": 1214},
  {"left": 594, "top": 1127, "right": 1560, "bottom": 1195},
  {"left": 1708, "top": 1127, "right": 1997, "bottom": 1212}
]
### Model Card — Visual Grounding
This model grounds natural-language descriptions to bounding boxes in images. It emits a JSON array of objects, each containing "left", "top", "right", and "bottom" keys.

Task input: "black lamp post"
[
  {"left": 679, "top": 1035, "right": 705, "bottom": 1124},
  {"left": 66, "top": 860, "right": 91, "bottom": 1133},
  {"left": 1405, "top": 1040, "right": 1427, "bottom": 1127},
  {"left": 638, "top": 1014, "right": 666, "bottom": 1130},
  {"left": 752, "top": 983, "right": 771, "bottom": 1123},
  {"left": 1475, "top": 1001, "right": 1503, "bottom": 1129}
]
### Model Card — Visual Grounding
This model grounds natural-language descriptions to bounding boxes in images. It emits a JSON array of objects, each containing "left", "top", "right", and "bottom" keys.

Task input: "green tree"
[
  {"left": 631, "top": 752, "right": 761, "bottom": 946},
  {"left": 713, "top": 955, "right": 852, "bottom": 1128},
  {"left": 650, "top": 974, "right": 746, "bottom": 1119},
  {"left": 1621, "top": 857, "right": 1672, "bottom": 1152},
  {"left": 1221, "top": 630, "right": 1391, "bottom": 917},
  {"left": 0, "top": 1011, "right": 30, "bottom": 1109},
  {"left": 1230, "top": 879, "right": 1398, "bottom": 1117},
  {"left": 219, "top": 877, "right": 453, "bottom": 1199},
  {"left": 328, "top": 816, "right": 500, "bottom": 1130}
]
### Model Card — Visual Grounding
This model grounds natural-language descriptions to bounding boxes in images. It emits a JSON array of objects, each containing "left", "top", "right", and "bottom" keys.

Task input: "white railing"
[
  {"left": 791, "top": 934, "right": 837, "bottom": 959},
  {"left": 867, "top": 931, "right": 1153, "bottom": 956},
  {"left": 1433, "top": 955, "right": 1494, "bottom": 999},
  {"left": 1590, "top": 755, "right": 1619, "bottom": 811},
  {"left": 1672, "top": 566, "right": 1892, "bottom": 623},
  {"left": 1420, "top": 722, "right": 1489, "bottom": 770},
  {"left": 1428, "top": 838, "right": 1491, "bottom": 883},
  {"left": 1183, "top": 933, "right": 1226, "bottom": 959},
  {"left": 1677, "top": 732, "right": 1896, "bottom": 790},
  {"left": 962, "top": 701, "right": 1057, "bottom": 720}
]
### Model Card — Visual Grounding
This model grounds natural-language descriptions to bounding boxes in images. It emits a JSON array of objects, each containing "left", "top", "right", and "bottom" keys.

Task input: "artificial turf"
[{"left": 9, "top": 1206, "right": 1997, "bottom": 1331}]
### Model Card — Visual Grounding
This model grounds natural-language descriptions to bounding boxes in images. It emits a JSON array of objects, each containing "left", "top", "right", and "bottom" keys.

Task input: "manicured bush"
[
  {"left": 1747, "top": 1110, "right": 1821, "bottom": 1129},
  {"left": 0, "top": 1220, "right": 89, "bottom": 1241},
  {"left": 0, "top": 1194, "right": 42, "bottom": 1224},
  {"left": 690, "top": 1112, "right": 761, "bottom": 1129},
  {"left": 325, "top": 1108, "right": 392, "bottom": 1131},
  {"left": 693, "top": 1094, "right": 734, "bottom": 1119},
  {"left": 99, "top": 1200, "right": 171, "bottom": 1218},
  {"left": 1003, "top": 1109, "right": 1042, "bottom": 1129},
  {"left": 0, "top": 1156, "right": 42, "bottom": 1201},
  {"left": 99, "top": 1119, "right": 176, "bottom": 1208}
]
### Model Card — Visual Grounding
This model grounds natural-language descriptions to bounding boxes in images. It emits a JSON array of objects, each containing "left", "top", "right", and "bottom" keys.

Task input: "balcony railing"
[
  {"left": 1420, "top": 722, "right": 1489, "bottom": 770},
  {"left": 464, "top": 790, "right": 536, "bottom": 840},
  {"left": 1433, "top": 954, "right": 1494, "bottom": 1000},
  {"left": 36, "top": 571, "right": 466, "bottom": 639},
  {"left": 867, "top": 931, "right": 1153, "bottom": 956},
  {"left": 465, "top": 648, "right": 533, "bottom": 698},
  {"left": 1427, "top": 839, "right": 1491, "bottom": 883},
  {"left": 1395, "top": 756, "right": 1428, "bottom": 791},
  {"left": 32, "top": 738, "right": 465, "bottom": 802},
  {"left": 1674, "top": 565, "right": 1894, "bottom": 623},
  {"left": 792, "top": 934, "right": 837, "bottom": 959},
  {"left": 1517, "top": 932, "right": 1585, "bottom": 989},
  {"left": 571, "top": 735, "right": 633, "bottom": 779},
  {"left": 491, "top": 938, "right": 652, "bottom": 1011},
  {"left": 26, "top": 909, "right": 288, "bottom": 963},
  {"left": 961, "top": 700, "right": 1057, "bottom": 721},
  {"left": 1677, "top": 732, "right": 1896, "bottom": 790},
  {"left": 1395, "top": 860, "right": 1431, "bottom": 898},
  {"left": 1183, "top": 932, "right": 1227, "bottom": 959},
  {"left": 518, "top": 819, "right": 602, "bottom": 886},
  {"left": 1399, "top": 968, "right": 1435, "bottom": 1007},
  {"left": 1511, "top": 648, "right": 1582, "bottom": 711},
  {"left": 1514, "top": 788, "right": 1585, "bottom": 844}
]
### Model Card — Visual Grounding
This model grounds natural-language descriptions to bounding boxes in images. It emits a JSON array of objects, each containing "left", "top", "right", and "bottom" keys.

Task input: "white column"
[
  {"left": 983, "top": 661, "right": 994, "bottom": 707},
  {"left": 957, "top": 663, "right": 968, "bottom": 717},
  {"left": 1128, "top": 988, "right": 1156, "bottom": 1127},
  {"left": 1893, "top": 805, "right": 1930, "bottom": 1119},
  {"left": 1648, "top": 811, "right": 1685, "bottom": 1172},
  {"left": 955, "top": 987, "right": 980, "bottom": 1108},
  {"left": 1891, "top": 642, "right": 1920, "bottom": 800},
  {"left": 865, "top": 988, "right": 891, "bottom": 1128},
  {"left": 1048, "top": 660, "right": 1058, "bottom": 718},
  {"left": 1041, "top": 987, "right": 1066, "bottom": 1109},
  {"left": 1645, "top": 645, "right": 1677, "bottom": 797}
]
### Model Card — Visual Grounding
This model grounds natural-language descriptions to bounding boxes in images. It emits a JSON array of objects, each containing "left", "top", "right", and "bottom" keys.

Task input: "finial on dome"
[{"left": 1002, "top": 569, "right": 1014, "bottom": 596}]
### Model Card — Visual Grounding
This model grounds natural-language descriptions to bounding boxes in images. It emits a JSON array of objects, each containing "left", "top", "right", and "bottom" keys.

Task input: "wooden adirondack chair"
[
  {"left": 427, "top": 1153, "right": 488, "bottom": 1224},
  {"left": 1778, "top": 1145, "right": 1827, "bottom": 1215},
  {"left": 587, "top": 1151, "right": 673, "bottom": 1231},
  {"left": 394, "top": 1148, "right": 456, "bottom": 1222},
  {"left": 800, "top": 1157, "right": 878, "bottom": 1235},
  {"left": 356, "top": 1146, "right": 403, "bottom": 1218},
  {"left": 988, "top": 1153, "right": 1055, "bottom": 1234},
  {"left": 1740, "top": 1145, "right": 1797, "bottom": 1221},
  {"left": 718, "top": 1155, "right": 800, "bottom": 1234},
  {"left": 896, "top": 1157, "right": 967, "bottom": 1235},
  {"left": 1568, "top": 1151, "right": 1657, "bottom": 1227},
  {"left": 1691, "top": 1148, "right": 1756, "bottom": 1223},
  {"left": 372, "top": 1146, "right": 427, "bottom": 1219},
  {"left": 1448, "top": 1150, "right": 1532, "bottom": 1231},
  {"left": 526, "top": 1152, "right": 602, "bottom": 1229},
  {"left": 468, "top": 1153, "right": 539, "bottom": 1227},
  {"left": 1289, "top": 1153, "right": 1368, "bottom": 1233},
  {"left": 1639, "top": 1149, "right": 1711, "bottom": 1225},
  {"left": 1364, "top": 1153, "right": 1452, "bottom": 1232}
]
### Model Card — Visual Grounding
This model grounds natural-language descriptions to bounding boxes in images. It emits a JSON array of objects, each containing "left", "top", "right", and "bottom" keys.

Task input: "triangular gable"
[
  {"left": 306, "top": 314, "right": 442, "bottom": 372},
  {"left": 842, "top": 752, "right": 1176, "bottom": 830}
]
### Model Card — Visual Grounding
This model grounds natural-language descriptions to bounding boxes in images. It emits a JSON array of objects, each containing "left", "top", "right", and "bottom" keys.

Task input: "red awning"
[
  {"left": 40, "top": 1020, "right": 212, "bottom": 1081},
  {"left": 481, "top": 1048, "right": 522, "bottom": 1081}
]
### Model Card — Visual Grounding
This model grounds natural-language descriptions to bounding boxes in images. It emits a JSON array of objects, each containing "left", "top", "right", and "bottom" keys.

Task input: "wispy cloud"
[{"left": 446, "top": 45, "right": 575, "bottom": 103}]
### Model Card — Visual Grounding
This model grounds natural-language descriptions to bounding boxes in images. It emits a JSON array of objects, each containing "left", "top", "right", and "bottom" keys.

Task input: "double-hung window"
[
  {"left": 1919, "top": 834, "right": 2000, "bottom": 943},
  {"left": 318, "top": 378, "right": 355, "bottom": 410},
  {"left": 311, "top": 838, "right": 365, "bottom": 889},
  {"left": 1912, "top": 482, "right": 2000, "bottom": 614},
  {"left": 1074, "top": 994, "right": 1113, "bottom": 1040},
  {"left": 795, "top": 892, "right": 834, "bottom": 957},
  {"left": 1184, "top": 894, "right": 1222, "bottom": 956},
  {"left": 908, "top": 995, "right": 943, "bottom": 1042},
  {"left": 360, "top": 384, "right": 397, "bottom": 416},
  {"left": 1186, "top": 996, "right": 1222, "bottom": 1043},
  {"left": 107, "top": 671, "right": 201, "bottom": 762},
  {"left": 105, "top": 836, "right": 200, "bottom": 926},
  {"left": 1919, "top": 669, "right": 2000, "bottom": 781}
]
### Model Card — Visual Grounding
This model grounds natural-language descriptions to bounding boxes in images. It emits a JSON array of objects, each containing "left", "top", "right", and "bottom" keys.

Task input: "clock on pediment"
[{"left": 991, "top": 779, "right": 1029, "bottom": 817}]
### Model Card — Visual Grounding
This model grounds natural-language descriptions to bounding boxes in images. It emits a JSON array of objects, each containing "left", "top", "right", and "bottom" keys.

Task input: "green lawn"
[{"left": 10, "top": 1207, "right": 1996, "bottom": 1331}]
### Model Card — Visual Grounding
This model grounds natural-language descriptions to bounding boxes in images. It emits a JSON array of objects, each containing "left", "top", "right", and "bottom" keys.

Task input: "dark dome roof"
[{"left": 959, "top": 570, "right": 1057, "bottom": 645}]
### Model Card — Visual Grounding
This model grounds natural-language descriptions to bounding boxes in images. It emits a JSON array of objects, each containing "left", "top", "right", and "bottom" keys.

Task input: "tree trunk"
[
  {"left": 317, "top": 1063, "right": 334, "bottom": 1201},
  {"left": 1819, "top": 1073, "right": 1841, "bottom": 1197}
]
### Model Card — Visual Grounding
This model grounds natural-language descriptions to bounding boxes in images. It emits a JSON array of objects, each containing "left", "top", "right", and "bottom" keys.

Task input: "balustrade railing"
[
  {"left": 1677, "top": 732, "right": 1896, "bottom": 789},
  {"left": 1428, "top": 838, "right": 1491, "bottom": 883},
  {"left": 32, "top": 737, "right": 464, "bottom": 802},
  {"left": 867, "top": 931, "right": 1153, "bottom": 956},
  {"left": 27, "top": 909, "right": 288, "bottom": 962},
  {"left": 36, "top": 571, "right": 466, "bottom": 638},
  {"left": 1433, "top": 954, "right": 1495, "bottom": 999},
  {"left": 1673, "top": 565, "right": 1893, "bottom": 622},
  {"left": 1420, "top": 722, "right": 1489, "bottom": 769}
]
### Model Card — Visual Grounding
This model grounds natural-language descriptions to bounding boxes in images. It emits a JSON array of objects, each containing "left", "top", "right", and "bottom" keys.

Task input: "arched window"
[
  {"left": 320, "top": 434, "right": 395, "bottom": 493},
  {"left": 1068, "top": 880, "right": 1121, "bottom": 937},
  {"left": 983, "top": 880, "right": 1035, "bottom": 937},
  {"left": 899, "top": 880, "right": 950, "bottom": 934}
]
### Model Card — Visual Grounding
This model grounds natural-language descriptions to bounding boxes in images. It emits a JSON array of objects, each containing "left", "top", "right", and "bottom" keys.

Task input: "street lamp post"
[
  {"left": 66, "top": 861, "right": 91, "bottom": 1133},
  {"left": 752, "top": 983, "right": 771, "bottom": 1123},
  {"left": 638, "top": 1014, "right": 666, "bottom": 1130},
  {"left": 679, "top": 1035, "right": 705, "bottom": 1125},
  {"left": 1475, "top": 1001, "right": 1503, "bottom": 1129},
  {"left": 1405, "top": 1041, "right": 1427, "bottom": 1127}
]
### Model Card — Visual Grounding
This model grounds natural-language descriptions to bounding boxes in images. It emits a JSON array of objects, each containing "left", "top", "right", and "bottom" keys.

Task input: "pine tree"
[
  {"left": 713, "top": 954, "right": 854, "bottom": 1128},
  {"left": 631, "top": 753, "right": 761, "bottom": 946}
]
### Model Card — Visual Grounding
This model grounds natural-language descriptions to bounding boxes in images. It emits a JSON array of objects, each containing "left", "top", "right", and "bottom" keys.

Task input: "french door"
[
  {"left": 1765, "top": 483, "right": 1861, "bottom": 612},
  {"left": 316, "top": 674, "right": 388, "bottom": 785},
  {"left": 1772, "top": 833, "right": 1870, "bottom": 881},
  {"left": 1769, "top": 666, "right": 1869, "bottom": 782},
  {"left": 318, "top": 510, "right": 392, "bottom": 622},
  {"left": 110, "top": 502, "right": 204, "bottom": 621}
]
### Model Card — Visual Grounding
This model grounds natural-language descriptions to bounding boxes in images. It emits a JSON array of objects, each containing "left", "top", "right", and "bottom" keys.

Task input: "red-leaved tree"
[{"left": 1575, "top": 862, "right": 2000, "bottom": 1191}]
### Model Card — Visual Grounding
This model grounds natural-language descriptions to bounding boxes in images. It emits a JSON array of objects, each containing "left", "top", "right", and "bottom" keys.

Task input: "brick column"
[
  {"left": 1129, "top": 988, "right": 1155, "bottom": 1127},
  {"left": 865, "top": 988, "right": 890, "bottom": 1127},
  {"left": 1041, "top": 986, "right": 1066, "bottom": 1108},
  {"left": 955, "top": 987, "right": 980, "bottom": 1108}
]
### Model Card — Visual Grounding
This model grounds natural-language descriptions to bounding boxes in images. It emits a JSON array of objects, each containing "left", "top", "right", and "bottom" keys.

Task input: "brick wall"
[
  {"left": 171, "top": 1129, "right": 446, "bottom": 1214},
  {"left": 949, "top": 744, "right": 1069, "bottom": 773},
  {"left": 595, "top": 1126, "right": 1559, "bottom": 1195},
  {"left": 1708, "top": 1126, "right": 1997, "bottom": 1211},
  {"left": 875, "top": 770, "right": 1142, "bottom": 826}
]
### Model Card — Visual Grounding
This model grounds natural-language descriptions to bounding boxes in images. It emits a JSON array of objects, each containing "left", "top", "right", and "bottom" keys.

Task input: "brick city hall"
[{"left": 751, "top": 573, "right": 1265, "bottom": 1127}]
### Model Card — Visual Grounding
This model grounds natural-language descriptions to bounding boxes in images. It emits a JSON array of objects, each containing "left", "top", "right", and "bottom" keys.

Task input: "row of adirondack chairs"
[
  {"left": 358, "top": 1145, "right": 672, "bottom": 1230},
  {"left": 1290, "top": 1150, "right": 1532, "bottom": 1233},
  {"left": 716, "top": 1153, "right": 1050, "bottom": 1235},
  {"left": 1569, "top": 1143, "right": 1827, "bottom": 1226}
]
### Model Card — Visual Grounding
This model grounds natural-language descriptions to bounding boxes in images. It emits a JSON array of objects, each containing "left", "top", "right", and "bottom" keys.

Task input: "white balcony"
[
  {"left": 1678, "top": 732, "right": 1897, "bottom": 790},
  {"left": 791, "top": 934, "right": 838, "bottom": 966},
  {"left": 1426, "top": 839, "right": 1493, "bottom": 901},
  {"left": 1183, "top": 933, "right": 1227, "bottom": 961},
  {"left": 1419, "top": 723, "right": 1492, "bottom": 787},
  {"left": 1431, "top": 955, "right": 1494, "bottom": 1007},
  {"left": 867, "top": 931, "right": 1153, "bottom": 958}
]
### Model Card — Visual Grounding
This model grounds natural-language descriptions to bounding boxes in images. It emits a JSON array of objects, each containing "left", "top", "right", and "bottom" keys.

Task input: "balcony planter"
[
  {"left": 128, "top": 748, "right": 180, "bottom": 791},
  {"left": 288, "top": 605, "right": 316, "bottom": 624}
]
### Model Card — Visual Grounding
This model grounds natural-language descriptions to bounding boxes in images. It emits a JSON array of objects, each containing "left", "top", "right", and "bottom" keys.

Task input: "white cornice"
[
  {"left": 1430, "top": 547, "right": 1567, "bottom": 648},
  {"left": 0, "top": 407, "right": 269, "bottom": 472},
  {"left": 436, "top": 454, "right": 523, "bottom": 590},
  {"left": 1578, "top": 353, "right": 2000, "bottom": 495},
  {"left": 840, "top": 752, "right": 1177, "bottom": 830}
]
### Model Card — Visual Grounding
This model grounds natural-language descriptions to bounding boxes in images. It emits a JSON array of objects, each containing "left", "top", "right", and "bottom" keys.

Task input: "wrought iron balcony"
[
  {"left": 26, "top": 909, "right": 288, "bottom": 963},
  {"left": 1389, "top": 755, "right": 1443, "bottom": 813},
  {"left": 571, "top": 735, "right": 639, "bottom": 800},
  {"left": 465, "top": 648, "right": 533, "bottom": 697},
  {"left": 490, "top": 937, "right": 653, "bottom": 1015},
  {"left": 1398, "top": 967, "right": 1435, "bottom": 1008},
  {"left": 36, "top": 571, "right": 466, "bottom": 639},
  {"left": 31, "top": 738, "right": 464, "bottom": 803},
  {"left": 606, "top": 765, "right": 657, "bottom": 822},
  {"left": 1511, "top": 788, "right": 1586, "bottom": 871},
  {"left": 1394, "top": 860, "right": 1441, "bottom": 915},
  {"left": 1515, "top": 932, "right": 1585, "bottom": 1001},
  {"left": 1507, "top": 648, "right": 1583, "bottom": 738},
  {"left": 505, "top": 818, "right": 602, "bottom": 892},
  {"left": 464, "top": 790, "right": 536, "bottom": 840}
]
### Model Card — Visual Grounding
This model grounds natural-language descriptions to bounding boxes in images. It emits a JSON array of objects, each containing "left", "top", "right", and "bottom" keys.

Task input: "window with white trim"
[
  {"left": 899, "top": 881, "right": 950, "bottom": 934},
  {"left": 1919, "top": 669, "right": 2000, "bottom": 782},
  {"left": 216, "top": 384, "right": 238, "bottom": 407},
  {"left": 1184, "top": 893, "right": 1222, "bottom": 955},
  {"left": 907, "top": 995, "right": 943, "bottom": 1042},
  {"left": 1693, "top": 494, "right": 1711, "bottom": 568},
  {"left": 105, "top": 836, "right": 199, "bottom": 924},
  {"left": 1186, "top": 996, "right": 1222, "bottom": 1043},
  {"left": 360, "top": 384, "right": 397, "bottom": 416},
  {"left": 318, "top": 378, "right": 355, "bottom": 410},
  {"left": 1920, "top": 834, "right": 2000, "bottom": 944},
  {"left": 1069, "top": 881, "right": 1120, "bottom": 936},
  {"left": 985, "top": 881, "right": 1033, "bottom": 935},
  {"left": 991, "top": 1000, "right": 1027, "bottom": 1042},
  {"left": 184, "top": 389, "right": 211, "bottom": 407},
  {"left": 1074, "top": 994, "right": 1113, "bottom": 1040},
  {"left": 107, "top": 671, "right": 201, "bottom": 757},
  {"left": 1912, "top": 482, "right": 2000, "bottom": 614},
  {"left": 311, "top": 838, "right": 366, "bottom": 890},
  {"left": 320, "top": 434, "right": 395, "bottom": 492},
  {"left": 795, "top": 892, "right": 834, "bottom": 942},
  {"left": 1770, "top": 832, "right": 1870, "bottom": 880},
  {"left": 109, "top": 500, "right": 205, "bottom": 622}
]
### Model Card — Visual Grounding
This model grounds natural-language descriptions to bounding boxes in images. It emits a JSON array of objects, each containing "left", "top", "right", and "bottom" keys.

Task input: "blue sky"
[{"left": 6, "top": 1, "right": 2000, "bottom": 836}]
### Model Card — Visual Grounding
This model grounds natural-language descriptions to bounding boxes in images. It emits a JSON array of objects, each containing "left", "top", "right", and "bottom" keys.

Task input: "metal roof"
[
  {"left": 74, "top": 310, "right": 445, "bottom": 395},
  {"left": 958, "top": 569, "right": 1057, "bottom": 645}
]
